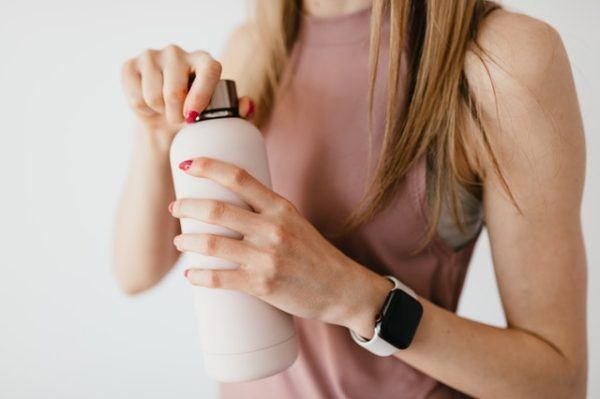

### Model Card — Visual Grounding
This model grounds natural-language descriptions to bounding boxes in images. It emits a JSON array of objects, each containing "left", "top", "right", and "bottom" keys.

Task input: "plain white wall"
[{"left": 0, "top": 0, "right": 597, "bottom": 398}]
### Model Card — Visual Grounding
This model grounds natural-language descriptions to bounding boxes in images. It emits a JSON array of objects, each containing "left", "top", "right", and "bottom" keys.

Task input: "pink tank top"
[{"left": 220, "top": 7, "right": 478, "bottom": 398}]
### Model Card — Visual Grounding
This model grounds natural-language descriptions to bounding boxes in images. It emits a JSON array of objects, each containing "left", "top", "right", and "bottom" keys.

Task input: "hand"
[
  {"left": 120, "top": 45, "right": 253, "bottom": 145},
  {"left": 169, "top": 157, "right": 393, "bottom": 337}
]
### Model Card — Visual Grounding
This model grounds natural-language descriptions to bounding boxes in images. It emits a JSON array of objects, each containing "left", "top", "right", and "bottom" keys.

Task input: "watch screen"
[{"left": 379, "top": 289, "right": 423, "bottom": 349}]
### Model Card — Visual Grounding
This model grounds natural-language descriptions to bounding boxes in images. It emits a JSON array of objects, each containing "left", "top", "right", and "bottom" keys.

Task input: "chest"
[{"left": 262, "top": 42, "right": 428, "bottom": 259}]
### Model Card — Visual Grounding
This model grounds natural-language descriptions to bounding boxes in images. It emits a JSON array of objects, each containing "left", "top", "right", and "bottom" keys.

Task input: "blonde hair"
[{"left": 250, "top": 0, "right": 514, "bottom": 248}]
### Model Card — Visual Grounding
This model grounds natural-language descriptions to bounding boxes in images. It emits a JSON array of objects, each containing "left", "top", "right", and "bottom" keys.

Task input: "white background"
[{"left": 0, "top": 0, "right": 597, "bottom": 398}]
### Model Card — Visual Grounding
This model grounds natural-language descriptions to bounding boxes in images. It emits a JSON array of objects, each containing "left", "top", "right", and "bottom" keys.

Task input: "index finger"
[
  {"left": 183, "top": 52, "right": 222, "bottom": 120},
  {"left": 178, "top": 157, "right": 282, "bottom": 213}
]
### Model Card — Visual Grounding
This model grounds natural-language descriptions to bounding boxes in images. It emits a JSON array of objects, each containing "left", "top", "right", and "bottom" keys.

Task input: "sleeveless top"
[{"left": 220, "top": 7, "right": 481, "bottom": 399}]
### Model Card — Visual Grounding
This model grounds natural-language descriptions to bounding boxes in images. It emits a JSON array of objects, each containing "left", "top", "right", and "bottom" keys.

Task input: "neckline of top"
[{"left": 298, "top": 6, "right": 384, "bottom": 46}]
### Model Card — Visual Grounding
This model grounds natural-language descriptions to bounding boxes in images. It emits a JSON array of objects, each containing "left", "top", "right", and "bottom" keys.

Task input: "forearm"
[
  {"left": 395, "top": 299, "right": 585, "bottom": 398},
  {"left": 346, "top": 275, "right": 585, "bottom": 399},
  {"left": 163, "top": 152, "right": 587, "bottom": 398},
  {"left": 113, "top": 124, "right": 180, "bottom": 294}
]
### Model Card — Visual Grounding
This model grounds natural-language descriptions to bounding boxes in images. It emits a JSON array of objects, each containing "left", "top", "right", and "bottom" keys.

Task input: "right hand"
[{"left": 121, "top": 44, "right": 253, "bottom": 138}]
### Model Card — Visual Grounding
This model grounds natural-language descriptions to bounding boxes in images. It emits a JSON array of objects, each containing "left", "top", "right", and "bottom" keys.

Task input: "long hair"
[{"left": 249, "top": 0, "right": 515, "bottom": 248}]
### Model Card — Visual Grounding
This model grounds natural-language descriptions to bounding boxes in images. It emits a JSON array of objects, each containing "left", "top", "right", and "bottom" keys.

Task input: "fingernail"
[
  {"left": 185, "top": 110, "right": 200, "bottom": 123},
  {"left": 179, "top": 160, "right": 192, "bottom": 171},
  {"left": 184, "top": 269, "right": 190, "bottom": 278},
  {"left": 168, "top": 201, "right": 174, "bottom": 213},
  {"left": 247, "top": 100, "right": 255, "bottom": 118}
]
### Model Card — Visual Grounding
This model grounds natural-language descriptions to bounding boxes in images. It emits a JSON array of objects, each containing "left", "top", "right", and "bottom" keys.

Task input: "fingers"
[
  {"left": 183, "top": 52, "right": 222, "bottom": 118},
  {"left": 161, "top": 46, "right": 189, "bottom": 124},
  {"left": 138, "top": 50, "right": 165, "bottom": 114},
  {"left": 178, "top": 157, "right": 286, "bottom": 213},
  {"left": 238, "top": 96, "right": 255, "bottom": 119},
  {"left": 121, "top": 60, "right": 155, "bottom": 116},
  {"left": 170, "top": 198, "right": 267, "bottom": 236},
  {"left": 174, "top": 233, "right": 263, "bottom": 265},
  {"left": 185, "top": 268, "right": 250, "bottom": 292},
  {"left": 121, "top": 46, "right": 225, "bottom": 124}
]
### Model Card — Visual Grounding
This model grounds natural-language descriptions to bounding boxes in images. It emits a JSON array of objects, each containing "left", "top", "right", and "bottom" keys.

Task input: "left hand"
[{"left": 169, "top": 157, "right": 392, "bottom": 336}]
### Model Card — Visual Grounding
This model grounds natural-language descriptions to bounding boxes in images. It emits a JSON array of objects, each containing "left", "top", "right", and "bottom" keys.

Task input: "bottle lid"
[{"left": 202, "top": 79, "right": 239, "bottom": 118}]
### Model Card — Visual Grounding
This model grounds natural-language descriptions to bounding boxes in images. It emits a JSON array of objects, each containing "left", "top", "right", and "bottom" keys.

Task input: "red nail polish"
[
  {"left": 168, "top": 201, "right": 174, "bottom": 212},
  {"left": 184, "top": 269, "right": 190, "bottom": 278},
  {"left": 179, "top": 160, "right": 192, "bottom": 171},
  {"left": 185, "top": 110, "right": 200, "bottom": 123},
  {"left": 247, "top": 100, "right": 255, "bottom": 118}
]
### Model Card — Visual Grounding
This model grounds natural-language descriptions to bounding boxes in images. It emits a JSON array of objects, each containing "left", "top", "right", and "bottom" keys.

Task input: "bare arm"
[
  {"left": 385, "top": 11, "right": 587, "bottom": 398},
  {"left": 113, "top": 26, "right": 256, "bottom": 294},
  {"left": 138, "top": 10, "right": 587, "bottom": 398},
  {"left": 113, "top": 123, "right": 182, "bottom": 294}
]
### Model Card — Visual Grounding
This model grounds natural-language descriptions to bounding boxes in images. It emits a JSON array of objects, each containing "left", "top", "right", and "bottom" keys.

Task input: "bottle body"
[{"left": 170, "top": 117, "right": 297, "bottom": 382}]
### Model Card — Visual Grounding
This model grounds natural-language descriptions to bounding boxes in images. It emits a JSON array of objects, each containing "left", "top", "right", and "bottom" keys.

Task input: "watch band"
[{"left": 349, "top": 275, "right": 418, "bottom": 357}]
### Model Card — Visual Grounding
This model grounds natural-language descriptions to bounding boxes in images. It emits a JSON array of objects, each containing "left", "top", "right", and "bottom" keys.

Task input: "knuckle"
[
  {"left": 254, "top": 273, "right": 275, "bottom": 296},
  {"left": 163, "top": 44, "right": 182, "bottom": 56},
  {"left": 164, "top": 86, "right": 187, "bottom": 103},
  {"left": 139, "top": 48, "right": 157, "bottom": 65},
  {"left": 131, "top": 97, "right": 148, "bottom": 111},
  {"left": 206, "top": 200, "right": 226, "bottom": 221},
  {"left": 121, "top": 58, "right": 136, "bottom": 76},
  {"left": 204, "top": 59, "right": 222, "bottom": 79},
  {"left": 190, "top": 49, "right": 209, "bottom": 60},
  {"left": 268, "top": 222, "right": 289, "bottom": 245},
  {"left": 230, "top": 168, "right": 250, "bottom": 188},
  {"left": 196, "top": 157, "right": 212, "bottom": 171},
  {"left": 263, "top": 251, "right": 281, "bottom": 270},
  {"left": 206, "top": 270, "right": 222, "bottom": 288},
  {"left": 146, "top": 93, "right": 164, "bottom": 108},
  {"left": 201, "top": 234, "right": 220, "bottom": 256},
  {"left": 264, "top": 260, "right": 278, "bottom": 282},
  {"left": 276, "top": 199, "right": 297, "bottom": 215}
]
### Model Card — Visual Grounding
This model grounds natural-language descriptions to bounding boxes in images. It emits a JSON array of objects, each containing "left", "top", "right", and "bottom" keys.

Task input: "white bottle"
[{"left": 170, "top": 80, "right": 298, "bottom": 382}]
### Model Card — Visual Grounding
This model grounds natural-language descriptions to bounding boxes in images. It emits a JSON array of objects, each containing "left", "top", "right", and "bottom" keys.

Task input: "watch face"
[{"left": 379, "top": 289, "right": 423, "bottom": 349}]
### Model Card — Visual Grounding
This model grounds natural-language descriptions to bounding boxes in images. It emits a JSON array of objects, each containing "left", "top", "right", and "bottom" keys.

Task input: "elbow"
[
  {"left": 116, "top": 278, "right": 151, "bottom": 296},
  {"left": 509, "top": 359, "right": 587, "bottom": 399},
  {"left": 558, "top": 358, "right": 587, "bottom": 399},
  {"left": 112, "top": 258, "right": 160, "bottom": 296},
  {"left": 113, "top": 269, "right": 150, "bottom": 296},
  {"left": 506, "top": 341, "right": 587, "bottom": 399},
  {"left": 535, "top": 352, "right": 587, "bottom": 399},
  {"left": 111, "top": 243, "right": 169, "bottom": 295}
]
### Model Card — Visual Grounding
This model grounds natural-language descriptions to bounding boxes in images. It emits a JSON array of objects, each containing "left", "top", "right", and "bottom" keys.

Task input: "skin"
[
  {"left": 114, "top": 1, "right": 587, "bottom": 397},
  {"left": 114, "top": 45, "right": 252, "bottom": 293}
]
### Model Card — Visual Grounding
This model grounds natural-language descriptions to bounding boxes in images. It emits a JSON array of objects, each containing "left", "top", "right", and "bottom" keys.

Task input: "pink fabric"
[{"left": 220, "top": 7, "right": 477, "bottom": 398}]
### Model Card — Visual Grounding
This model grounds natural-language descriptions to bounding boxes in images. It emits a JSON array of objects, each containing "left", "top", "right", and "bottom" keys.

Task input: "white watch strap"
[{"left": 349, "top": 275, "right": 417, "bottom": 357}]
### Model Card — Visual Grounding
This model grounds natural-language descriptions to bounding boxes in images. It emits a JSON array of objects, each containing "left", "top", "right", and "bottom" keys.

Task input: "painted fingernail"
[
  {"left": 179, "top": 160, "right": 192, "bottom": 171},
  {"left": 168, "top": 201, "right": 174, "bottom": 213},
  {"left": 184, "top": 269, "right": 190, "bottom": 278},
  {"left": 247, "top": 100, "right": 255, "bottom": 118},
  {"left": 185, "top": 110, "right": 200, "bottom": 123}
]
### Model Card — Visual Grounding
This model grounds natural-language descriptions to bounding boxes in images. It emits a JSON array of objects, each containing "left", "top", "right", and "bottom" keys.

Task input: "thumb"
[{"left": 238, "top": 96, "right": 255, "bottom": 120}]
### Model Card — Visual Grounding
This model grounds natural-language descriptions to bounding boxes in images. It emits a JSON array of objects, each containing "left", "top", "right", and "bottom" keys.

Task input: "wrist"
[
  {"left": 340, "top": 267, "right": 394, "bottom": 339},
  {"left": 129, "top": 126, "right": 174, "bottom": 176},
  {"left": 135, "top": 120, "right": 178, "bottom": 156}
]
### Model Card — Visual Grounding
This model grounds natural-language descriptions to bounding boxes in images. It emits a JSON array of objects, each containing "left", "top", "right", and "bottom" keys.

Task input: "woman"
[{"left": 114, "top": 0, "right": 587, "bottom": 397}]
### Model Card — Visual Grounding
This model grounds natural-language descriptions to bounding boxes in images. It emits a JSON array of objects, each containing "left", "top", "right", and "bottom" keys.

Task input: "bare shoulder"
[
  {"left": 218, "top": 23, "right": 262, "bottom": 96},
  {"left": 465, "top": 8, "right": 567, "bottom": 98},
  {"left": 464, "top": 8, "right": 584, "bottom": 183}
]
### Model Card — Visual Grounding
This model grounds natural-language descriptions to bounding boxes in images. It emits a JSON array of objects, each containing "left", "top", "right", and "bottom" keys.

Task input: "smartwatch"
[{"left": 349, "top": 275, "right": 423, "bottom": 356}]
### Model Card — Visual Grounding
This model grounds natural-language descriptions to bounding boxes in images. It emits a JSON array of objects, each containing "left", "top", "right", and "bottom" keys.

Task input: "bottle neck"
[{"left": 200, "top": 107, "right": 239, "bottom": 121}]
